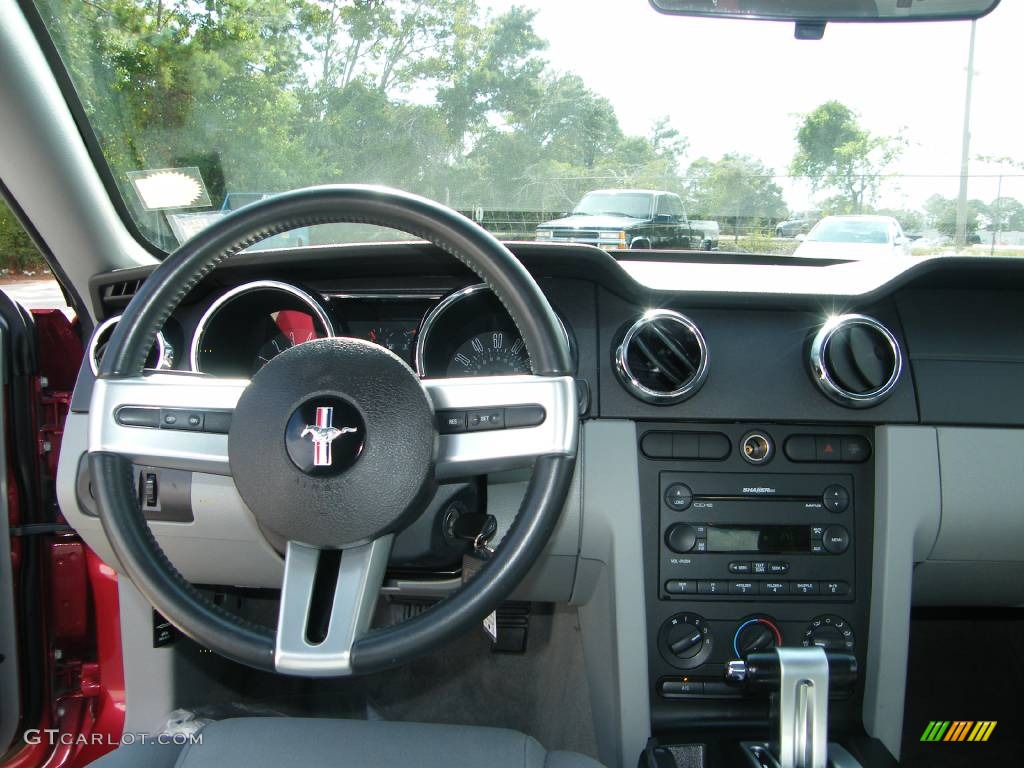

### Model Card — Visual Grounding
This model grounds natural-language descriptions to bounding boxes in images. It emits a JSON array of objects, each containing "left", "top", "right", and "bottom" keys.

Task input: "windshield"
[
  {"left": 573, "top": 193, "right": 654, "bottom": 219},
  {"left": 31, "top": 1, "right": 1024, "bottom": 259},
  {"left": 808, "top": 219, "right": 889, "bottom": 244}
]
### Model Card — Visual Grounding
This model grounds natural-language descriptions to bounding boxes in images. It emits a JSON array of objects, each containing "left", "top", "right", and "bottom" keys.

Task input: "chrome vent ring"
[
  {"left": 614, "top": 309, "right": 709, "bottom": 404},
  {"left": 809, "top": 314, "right": 902, "bottom": 408}
]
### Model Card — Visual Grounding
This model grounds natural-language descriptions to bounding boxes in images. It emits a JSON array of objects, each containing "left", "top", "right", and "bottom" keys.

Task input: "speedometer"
[
  {"left": 447, "top": 331, "right": 530, "bottom": 376},
  {"left": 416, "top": 284, "right": 575, "bottom": 378}
]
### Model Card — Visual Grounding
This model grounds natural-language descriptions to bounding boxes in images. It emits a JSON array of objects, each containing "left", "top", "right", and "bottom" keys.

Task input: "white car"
[{"left": 794, "top": 215, "right": 913, "bottom": 259}]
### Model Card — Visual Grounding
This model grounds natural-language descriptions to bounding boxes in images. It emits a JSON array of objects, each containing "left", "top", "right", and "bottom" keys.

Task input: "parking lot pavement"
[{"left": 0, "top": 279, "right": 73, "bottom": 316}]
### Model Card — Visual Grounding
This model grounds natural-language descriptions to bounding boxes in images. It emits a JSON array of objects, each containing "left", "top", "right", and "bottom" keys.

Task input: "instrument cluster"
[{"left": 167, "top": 280, "right": 574, "bottom": 380}]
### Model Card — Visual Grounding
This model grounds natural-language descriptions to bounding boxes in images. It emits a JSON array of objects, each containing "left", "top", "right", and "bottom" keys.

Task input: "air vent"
[
  {"left": 809, "top": 314, "right": 902, "bottom": 408},
  {"left": 88, "top": 316, "right": 172, "bottom": 375},
  {"left": 614, "top": 310, "right": 709, "bottom": 404},
  {"left": 101, "top": 278, "right": 143, "bottom": 307}
]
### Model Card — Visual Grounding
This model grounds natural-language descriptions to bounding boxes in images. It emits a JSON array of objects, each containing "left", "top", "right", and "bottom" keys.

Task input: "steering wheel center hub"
[
  {"left": 285, "top": 396, "right": 365, "bottom": 475},
  {"left": 228, "top": 337, "right": 436, "bottom": 549}
]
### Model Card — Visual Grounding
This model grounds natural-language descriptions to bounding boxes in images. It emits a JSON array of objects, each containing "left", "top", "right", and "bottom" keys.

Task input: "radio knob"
[{"left": 665, "top": 523, "right": 697, "bottom": 553}]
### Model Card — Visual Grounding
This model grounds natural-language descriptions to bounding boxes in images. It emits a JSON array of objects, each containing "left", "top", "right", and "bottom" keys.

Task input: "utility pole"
[
  {"left": 954, "top": 20, "right": 977, "bottom": 251},
  {"left": 990, "top": 174, "right": 1002, "bottom": 256}
]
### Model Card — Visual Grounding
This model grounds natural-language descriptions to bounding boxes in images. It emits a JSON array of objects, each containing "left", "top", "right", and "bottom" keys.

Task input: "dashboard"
[
  {"left": 62, "top": 242, "right": 1024, "bottom": 763},
  {"left": 88, "top": 276, "right": 574, "bottom": 382}
]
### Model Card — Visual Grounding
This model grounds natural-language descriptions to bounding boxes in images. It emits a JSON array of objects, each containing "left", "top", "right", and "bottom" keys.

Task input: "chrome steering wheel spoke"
[
  {"left": 423, "top": 374, "right": 577, "bottom": 479},
  {"left": 274, "top": 536, "right": 393, "bottom": 677},
  {"left": 89, "top": 372, "right": 248, "bottom": 475}
]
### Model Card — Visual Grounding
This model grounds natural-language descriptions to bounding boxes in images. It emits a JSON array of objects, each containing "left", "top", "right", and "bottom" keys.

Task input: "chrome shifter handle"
[
  {"left": 725, "top": 647, "right": 858, "bottom": 768},
  {"left": 775, "top": 646, "right": 830, "bottom": 768}
]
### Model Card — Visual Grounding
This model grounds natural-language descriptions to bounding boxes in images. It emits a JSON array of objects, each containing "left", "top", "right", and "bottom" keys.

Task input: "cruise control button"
[
  {"left": 823, "top": 485, "right": 850, "bottom": 513},
  {"left": 160, "top": 409, "right": 204, "bottom": 430},
  {"left": 438, "top": 411, "right": 467, "bottom": 433},
  {"left": 467, "top": 409, "right": 503, "bottom": 430},
  {"left": 822, "top": 526, "right": 850, "bottom": 554}
]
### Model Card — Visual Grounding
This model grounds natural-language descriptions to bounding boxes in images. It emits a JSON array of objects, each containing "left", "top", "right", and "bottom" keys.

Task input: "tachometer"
[
  {"left": 190, "top": 281, "right": 334, "bottom": 377},
  {"left": 448, "top": 331, "right": 530, "bottom": 376}
]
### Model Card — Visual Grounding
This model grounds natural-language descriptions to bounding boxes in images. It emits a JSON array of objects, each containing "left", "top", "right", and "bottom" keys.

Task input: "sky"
[{"left": 484, "top": 0, "right": 1023, "bottom": 212}]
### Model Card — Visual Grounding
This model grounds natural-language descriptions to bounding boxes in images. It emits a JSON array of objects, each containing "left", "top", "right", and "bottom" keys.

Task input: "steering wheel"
[{"left": 89, "top": 186, "right": 578, "bottom": 676}]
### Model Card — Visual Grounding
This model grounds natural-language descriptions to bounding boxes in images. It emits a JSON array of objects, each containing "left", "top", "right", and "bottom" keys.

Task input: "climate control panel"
[{"left": 655, "top": 611, "right": 857, "bottom": 699}]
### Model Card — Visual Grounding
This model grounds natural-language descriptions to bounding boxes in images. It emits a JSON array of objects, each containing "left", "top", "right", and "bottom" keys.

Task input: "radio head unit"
[{"left": 659, "top": 472, "right": 856, "bottom": 602}]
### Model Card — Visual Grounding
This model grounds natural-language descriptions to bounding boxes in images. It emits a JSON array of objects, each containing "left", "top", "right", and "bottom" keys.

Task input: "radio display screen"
[{"left": 706, "top": 525, "right": 810, "bottom": 554}]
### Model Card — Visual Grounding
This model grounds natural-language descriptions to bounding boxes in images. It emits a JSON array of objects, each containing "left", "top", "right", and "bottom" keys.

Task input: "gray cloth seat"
[{"left": 87, "top": 717, "right": 604, "bottom": 768}]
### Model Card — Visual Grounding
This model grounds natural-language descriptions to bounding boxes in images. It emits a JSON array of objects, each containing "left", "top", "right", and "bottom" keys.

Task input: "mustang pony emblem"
[{"left": 300, "top": 406, "right": 357, "bottom": 467}]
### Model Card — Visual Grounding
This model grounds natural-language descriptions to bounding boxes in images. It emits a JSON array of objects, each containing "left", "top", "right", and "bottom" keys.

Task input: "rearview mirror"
[{"left": 649, "top": 0, "right": 999, "bottom": 23}]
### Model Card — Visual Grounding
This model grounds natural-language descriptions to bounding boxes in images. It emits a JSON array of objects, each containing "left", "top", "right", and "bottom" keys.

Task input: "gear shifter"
[{"left": 725, "top": 647, "right": 859, "bottom": 768}]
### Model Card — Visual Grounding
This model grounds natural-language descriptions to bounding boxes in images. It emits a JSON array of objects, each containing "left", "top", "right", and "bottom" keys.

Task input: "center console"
[{"left": 638, "top": 422, "right": 874, "bottom": 739}]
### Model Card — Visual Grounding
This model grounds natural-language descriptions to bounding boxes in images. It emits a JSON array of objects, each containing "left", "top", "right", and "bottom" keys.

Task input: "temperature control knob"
[
  {"left": 733, "top": 616, "right": 783, "bottom": 657},
  {"left": 659, "top": 613, "right": 713, "bottom": 669},
  {"left": 802, "top": 614, "right": 855, "bottom": 652},
  {"left": 665, "top": 524, "right": 697, "bottom": 553}
]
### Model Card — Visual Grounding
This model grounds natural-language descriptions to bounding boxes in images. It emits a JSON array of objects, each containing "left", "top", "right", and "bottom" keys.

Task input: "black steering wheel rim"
[{"left": 90, "top": 185, "right": 577, "bottom": 675}]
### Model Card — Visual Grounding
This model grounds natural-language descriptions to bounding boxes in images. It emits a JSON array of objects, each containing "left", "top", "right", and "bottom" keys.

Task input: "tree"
[
  {"left": 33, "top": 0, "right": 691, "bottom": 242},
  {"left": 989, "top": 197, "right": 1024, "bottom": 232},
  {"left": 0, "top": 201, "right": 46, "bottom": 273},
  {"left": 790, "top": 101, "right": 904, "bottom": 214},
  {"left": 923, "top": 194, "right": 988, "bottom": 237},
  {"left": 687, "top": 154, "right": 787, "bottom": 226}
]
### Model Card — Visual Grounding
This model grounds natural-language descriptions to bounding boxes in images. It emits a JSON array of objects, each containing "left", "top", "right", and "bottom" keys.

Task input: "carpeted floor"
[{"left": 171, "top": 599, "right": 599, "bottom": 759}]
